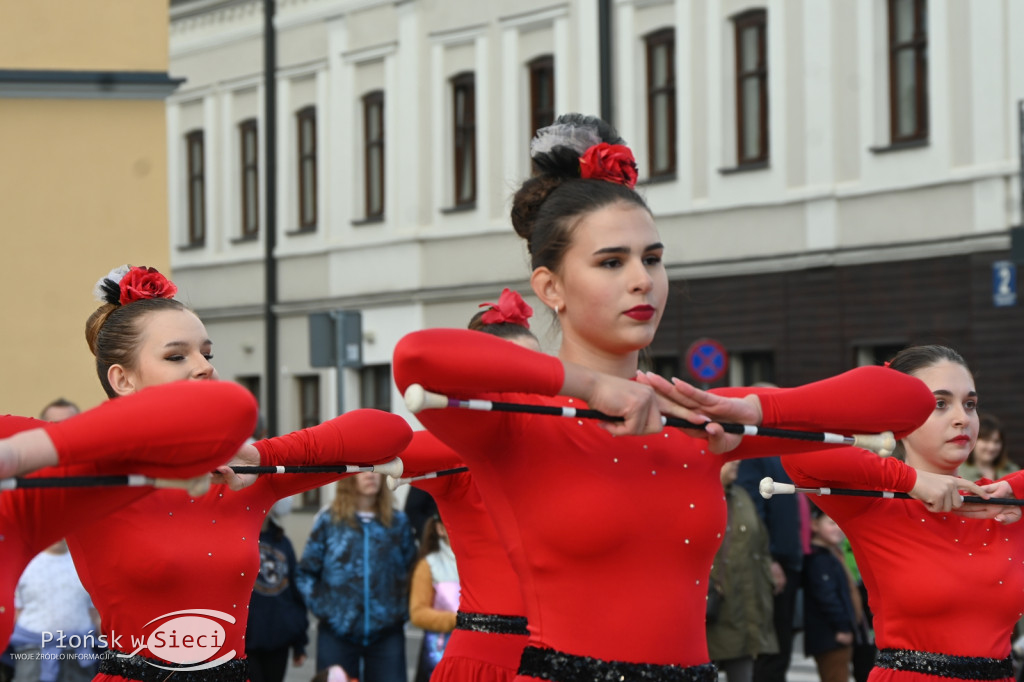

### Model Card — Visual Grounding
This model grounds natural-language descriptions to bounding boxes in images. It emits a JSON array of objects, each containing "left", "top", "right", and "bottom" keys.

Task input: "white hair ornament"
[
  {"left": 529, "top": 122, "right": 602, "bottom": 159},
  {"left": 93, "top": 265, "right": 131, "bottom": 304}
]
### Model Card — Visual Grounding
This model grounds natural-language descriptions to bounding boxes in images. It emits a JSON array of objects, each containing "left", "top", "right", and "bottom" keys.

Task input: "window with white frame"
[
  {"left": 239, "top": 119, "right": 259, "bottom": 239},
  {"left": 733, "top": 9, "right": 768, "bottom": 166},
  {"left": 888, "top": 0, "right": 928, "bottom": 143},
  {"left": 296, "top": 106, "right": 317, "bottom": 231},
  {"left": 451, "top": 72, "right": 476, "bottom": 207},
  {"left": 528, "top": 55, "right": 555, "bottom": 140},
  {"left": 645, "top": 28, "right": 676, "bottom": 178},
  {"left": 185, "top": 130, "right": 206, "bottom": 246},
  {"left": 362, "top": 90, "right": 385, "bottom": 220}
]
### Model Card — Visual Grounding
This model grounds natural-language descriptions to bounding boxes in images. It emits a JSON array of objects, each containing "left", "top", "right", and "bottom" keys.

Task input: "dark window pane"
[
  {"left": 451, "top": 73, "right": 476, "bottom": 205},
  {"left": 645, "top": 29, "right": 676, "bottom": 177}
]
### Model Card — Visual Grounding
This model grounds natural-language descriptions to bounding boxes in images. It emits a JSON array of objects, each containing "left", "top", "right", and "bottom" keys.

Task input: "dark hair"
[
  {"left": 85, "top": 297, "right": 189, "bottom": 398},
  {"left": 39, "top": 397, "right": 79, "bottom": 420},
  {"left": 511, "top": 113, "right": 650, "bottom": 272},
  {"left": 965, "top": 413, "right": 1010, "bottom": 468},
  {"left": 886, "top": 345, "right": 968, "bottom": 376},
  {"left": 886, "top": 345, "right": 971, "bottom": 460},
  {"left": 416, "top": 515, "right": 444, "bottom": 561}
]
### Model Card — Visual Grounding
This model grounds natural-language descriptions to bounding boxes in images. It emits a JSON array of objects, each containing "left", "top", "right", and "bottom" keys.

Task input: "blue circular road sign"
[{"left": 685, "top": 338, "right": 728, "bottom": 383}]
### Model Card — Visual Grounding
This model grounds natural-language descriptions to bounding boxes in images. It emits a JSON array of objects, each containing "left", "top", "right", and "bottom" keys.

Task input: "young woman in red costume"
[
  {"left": 392, "top": 113, "right": 955, "bottom": 682},
  {"left": 62, "top": 265, "right": 412, "bottom": 682},
  {"left": 398, "top": 289, "right": 539, "bottom": 682},
  {"left": 781, "top": 345, "right": 1024, "bottom": 682},
  {"left": 0, "top": 380, "right": 258, "bottom": 649}
]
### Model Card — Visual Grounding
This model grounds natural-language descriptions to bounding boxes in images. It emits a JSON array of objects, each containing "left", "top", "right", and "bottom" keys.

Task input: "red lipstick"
[{"left": 624, "top": 305, "right": 655, "bottom": 321}]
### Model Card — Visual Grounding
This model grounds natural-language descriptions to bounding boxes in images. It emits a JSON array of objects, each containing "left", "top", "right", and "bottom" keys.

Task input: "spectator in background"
[
  {"left": 39, "top": 399, "right": 79, "bottom": 423},
  {"left": 802, "top": 507, "right": 858, "bottom": 682},
  {"left": 297, "top": 473, "right": 415, "bottom": 682},
  {"left": 10, "top": 539, "right": 98, "bottom": 682},
  {"left": 410, "top": 515, "right": 460, "bottom": 682},
  {"left": 706, "top": 460, "right": 778, "bottom": 682},
  {"left": 841, "top": 536, "right": 876, "bottom": 682},
  {"left": 960, "top": 414, "right": 1017, "bottom": 482},
  {"left": 736, "top": 454, "right": 809, "bottom": 682},
  {"left": 245, "top": 496, "right": 309, "bottom": 682},
  {"left": 404, "top": 487, "right": 439, "bottom": 546}
]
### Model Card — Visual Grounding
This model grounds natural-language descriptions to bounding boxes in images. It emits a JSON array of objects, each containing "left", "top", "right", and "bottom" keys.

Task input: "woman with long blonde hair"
[{"left": 297, "top": 472, "right": 416, "bottom": 682}]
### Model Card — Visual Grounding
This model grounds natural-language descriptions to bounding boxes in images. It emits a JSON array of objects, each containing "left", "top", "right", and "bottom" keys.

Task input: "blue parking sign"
[{"left": 993, "top": 261, "right": 1017, "bottom": 307}]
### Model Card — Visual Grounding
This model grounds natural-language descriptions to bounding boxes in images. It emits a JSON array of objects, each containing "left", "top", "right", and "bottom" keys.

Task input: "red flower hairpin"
[
  {"left": 479, "top": 288, "right": 533, "bottom": 329},
  {"left": 119, "top": 266, "right": 178, "bottom": 305},
  {"left": 579, "top": 142, "right": 639, "bottom": 189}
]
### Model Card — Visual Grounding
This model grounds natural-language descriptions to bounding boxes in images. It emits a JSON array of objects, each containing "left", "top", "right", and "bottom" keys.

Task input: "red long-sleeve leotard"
[
  {"left": 393, "top": 329, "right": 934, "bottom": 674},
  {"left": 402, "top": 430, "right": 528, "bottom": 682},
  {"left": 783, "top": 447, "right": 1024, "bottom": 681},
  {"left": 66, "top": 408, "right": 411, "bottom": 680},
  {"left": 0, "top": 381, "right": 259, "bottom": 648}
]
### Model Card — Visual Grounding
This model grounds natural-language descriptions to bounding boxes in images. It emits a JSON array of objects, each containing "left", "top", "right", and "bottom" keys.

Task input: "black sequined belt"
[
  {"left": 455, "top": 611, "right": 529, "bottom": 636},
  {"left": 518, "top": 645, "right": 718, "bottom": 682},
  {"left": 98, "top": 649, "right": 248, "bottom": 682},
  {"left": 875, "top": 648, "right": 1013, "bottom": 680}
]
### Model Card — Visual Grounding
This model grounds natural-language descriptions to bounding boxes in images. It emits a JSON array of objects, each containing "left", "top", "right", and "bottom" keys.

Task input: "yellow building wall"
[
  {"left": 0, "top": 2, "right": 172, "bottom": 417},
  {"left": 0, "top": 0, "right": 169, "bottom": 71}
]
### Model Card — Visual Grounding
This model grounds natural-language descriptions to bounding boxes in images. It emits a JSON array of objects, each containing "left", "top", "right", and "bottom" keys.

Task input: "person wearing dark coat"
[
  {"left": 707, "top": 461, "right": 778, "bottom": 682},
  {"left": 246, "top": 498, "right": 309, "bottom": 682},
  {"left": 802, "top": 507, "right": 857, "bottom": 682},
  {"left": 736, "top": 456, "right": 806, "bottom": 682}
]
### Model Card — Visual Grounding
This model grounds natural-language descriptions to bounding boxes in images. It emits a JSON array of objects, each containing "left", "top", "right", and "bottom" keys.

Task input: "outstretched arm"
[
  {"left": 2, "top": 381, "right": 258, "bottom": 480},
  {"left": 252, "top": 409, "right": 413, "bottom": 499}
]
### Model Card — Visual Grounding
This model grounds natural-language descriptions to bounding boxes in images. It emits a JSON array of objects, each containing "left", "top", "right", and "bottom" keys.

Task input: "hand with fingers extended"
[
  {"left": 636, "top": 371, "right": 762, "bottom": 454},
  {"left": 956, "top": 479, "right": 1023, "bottom": 524},
  {"left": 211, "top": 442, "right": 261, "bottom": 491},
  {"left": 910, "top": 469, "right": 989, "bottom": 513},
  {"left": 561, "top": 362, "right": 663, "bottom": 436}
]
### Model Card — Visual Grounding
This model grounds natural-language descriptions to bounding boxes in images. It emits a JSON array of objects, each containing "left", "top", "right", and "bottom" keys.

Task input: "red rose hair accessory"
[
  {"left": 93, "top": 265, "right": 177, "bottom": 306},
  {"left": 479, "top": 288, "right": 533, "bottom": 329},
  {"left": 579, "top": 142, "right": 639, "bottom": 189}
]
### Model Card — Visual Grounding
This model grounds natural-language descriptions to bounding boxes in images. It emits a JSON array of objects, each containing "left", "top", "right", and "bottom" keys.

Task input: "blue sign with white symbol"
[
  {"left": 685, "top": 338, "right": 728, "bottom": 383},
  {"left": 993, "top": 260, "right": 1017, "bottom": 307}
]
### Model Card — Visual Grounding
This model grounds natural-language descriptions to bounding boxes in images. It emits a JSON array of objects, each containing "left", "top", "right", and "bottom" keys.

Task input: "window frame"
[
  {"left": 238, "top": 119, "right": 259, "bottom": 239},
  {"left": 451, "top": 72, "right": 477, "bottom": 207},
  {"left": 528, "top": 55, "right": 555, "bottom": 140},
  {"left": 360, "top": 364, "right": 392, "bottom": 412},
  {"left": 185, "top": 130, "right": 206, "bottom": 247},
  {"left": 297, "top": 374, "right": 321, "bottom": 509},
  {"left": 733, "top": 9, "right": 769, "bottom": 166},
  {"left": 887, "top": 0, "right": 929, "bottom": 143},
  {"left": 645, "top": 28, "right": 677, "bottom": 178},
  {"left": 362, "top": 90, "right": 385, "bottom": 220},
  {"left": 296, "top": 106, "right": 318, "bottom": 232}
]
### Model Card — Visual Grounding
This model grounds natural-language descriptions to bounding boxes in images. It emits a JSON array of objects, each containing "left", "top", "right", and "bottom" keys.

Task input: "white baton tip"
[
  {"left": 404, "top": 384, "right": 427, "bottom": 413},
  {"left": 759, "top": 477, "right": 775, "bottom": 499},
  {"left": 386, "top": 476, "right": 409, "bottom": 491},
  {"left": 375, "top": 457, "right": 404, "bottom": 479}
]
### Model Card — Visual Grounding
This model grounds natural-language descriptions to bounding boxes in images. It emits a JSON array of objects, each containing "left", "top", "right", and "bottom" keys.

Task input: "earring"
[{"left": 553, "top": 304, "right": 561, "bottom": 315}]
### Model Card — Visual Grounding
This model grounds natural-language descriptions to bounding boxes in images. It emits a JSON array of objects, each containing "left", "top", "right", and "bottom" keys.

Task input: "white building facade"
[{"left": 167, "top": 0, "right": 1024, "bottom": 458}]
